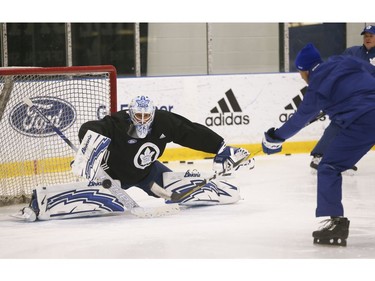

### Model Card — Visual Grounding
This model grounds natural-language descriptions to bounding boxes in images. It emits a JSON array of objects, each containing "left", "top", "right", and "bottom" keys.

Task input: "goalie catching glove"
[
  {"left": 213, "top": 142, "right": 250, "bottom": 174},
  {"left": 262, "top": 127, "right": 285, "bottom": 155}
]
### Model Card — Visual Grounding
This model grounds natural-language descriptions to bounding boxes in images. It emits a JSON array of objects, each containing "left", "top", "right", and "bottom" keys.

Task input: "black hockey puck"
[{"left": 102, "top": 179, "right": 112, "bottom": 189}]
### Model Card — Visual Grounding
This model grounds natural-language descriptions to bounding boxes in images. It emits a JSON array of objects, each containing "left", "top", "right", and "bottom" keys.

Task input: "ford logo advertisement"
[{"left": 9, "top": 97, "right": 77, "bottom": 137}]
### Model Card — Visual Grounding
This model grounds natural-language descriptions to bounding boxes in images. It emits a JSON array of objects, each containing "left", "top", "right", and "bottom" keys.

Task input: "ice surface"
[{"left": 1, "top": 151, "right": 375, "bottom": 279}]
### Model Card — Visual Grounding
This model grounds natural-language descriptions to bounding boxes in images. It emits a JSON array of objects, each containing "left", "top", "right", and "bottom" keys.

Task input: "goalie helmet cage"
[{"left": 0, "top": 65, "right": 117, "bottom": 206}]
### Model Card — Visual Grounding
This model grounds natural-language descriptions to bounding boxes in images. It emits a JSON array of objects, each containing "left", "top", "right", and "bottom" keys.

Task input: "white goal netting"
[{"left": 0, "top": 66, "right": 116, "bottom": 205}]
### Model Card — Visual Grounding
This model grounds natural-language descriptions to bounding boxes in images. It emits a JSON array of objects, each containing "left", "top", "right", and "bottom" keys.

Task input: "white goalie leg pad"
[
  {"left": 211, "top": 179, "right": 241, "bottom": 204},
  {"left": 163, "top": 170, "right": 240, "bottom": 206},
  {"left": 33, "top": 181, "right": 125, "bottom": 221}
]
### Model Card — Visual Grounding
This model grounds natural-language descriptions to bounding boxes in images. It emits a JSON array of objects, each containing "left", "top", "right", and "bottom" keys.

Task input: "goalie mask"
[{"left": 128, "top": 95, "right": 156, "bottom": 138}]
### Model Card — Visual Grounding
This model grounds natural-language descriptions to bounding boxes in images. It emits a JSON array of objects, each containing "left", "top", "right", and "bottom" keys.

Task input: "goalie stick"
[
  {"left": 170, "top": 156, "right": 255, "bottom": 202},
  {"left": 23, "top": 97, "right": 180, "bottom": 218},
  {"left": 307, "top": 111, "right": 326, "bottom": 126}
]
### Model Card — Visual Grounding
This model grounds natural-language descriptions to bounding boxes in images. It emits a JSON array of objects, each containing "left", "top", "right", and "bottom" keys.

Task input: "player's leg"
[
  {"left": 310, "top": 122, "right": 338, "bottom": 170},
  {"left": 310, "top": 122, "right": 357, "bottom": 174},
  {"left": 129, "top": 161, "right": 172, "bottom": 198},
  {"left": 313, "top": 110, "right": 375, "bottom": 245}
]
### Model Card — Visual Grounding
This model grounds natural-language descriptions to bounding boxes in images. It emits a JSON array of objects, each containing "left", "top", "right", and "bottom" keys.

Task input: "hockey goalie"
[{"left": 15, "top": 95, "right": 254, "bottom": 221}]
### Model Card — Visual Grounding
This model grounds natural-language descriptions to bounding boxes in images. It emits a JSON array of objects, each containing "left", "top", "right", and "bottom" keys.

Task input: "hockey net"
[{"left": 0, "top": 65, "right": 117, "bottom": 206}]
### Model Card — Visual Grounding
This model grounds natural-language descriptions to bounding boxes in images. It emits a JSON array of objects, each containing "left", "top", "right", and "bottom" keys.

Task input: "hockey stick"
[
  {"left": 0, "top": 76, "right": 14, "bottom": 121},
  {"left": 170, "top": 155, "right": 255, "bottom": 202},
  {"left": 23, "top": 97, "right": 180, "bottom": 218},
  {"left": 307, "top": 111, "right": 326, "bottom": 126},
  {"left": 300, "top": 86, "right": 326, "bottom": 125}
]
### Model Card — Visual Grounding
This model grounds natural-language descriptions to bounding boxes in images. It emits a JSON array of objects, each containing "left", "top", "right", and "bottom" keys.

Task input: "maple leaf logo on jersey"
[
  {"left": 134, "top": 142, "right": 160, "bottom": 169},
  {"left": 140, "top": 147, "right": 155, "bottom": 165},
  {"left": 370, "top": 57, "right": 375, "bottom": 66}
]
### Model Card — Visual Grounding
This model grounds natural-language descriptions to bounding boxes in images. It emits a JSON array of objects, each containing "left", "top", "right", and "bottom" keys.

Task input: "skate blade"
[{"left": 313, "top": 237, "right": 347, "bottom": 246}]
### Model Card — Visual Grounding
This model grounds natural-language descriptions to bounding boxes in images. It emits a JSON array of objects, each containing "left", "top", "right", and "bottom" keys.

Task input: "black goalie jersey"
[{"left": 78, "top": 110, "right": 224, "bottom": 185}]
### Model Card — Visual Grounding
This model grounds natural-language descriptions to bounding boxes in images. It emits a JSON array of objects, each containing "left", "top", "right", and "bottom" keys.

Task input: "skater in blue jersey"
[
  {"left": 309, "top": 25, "right": 375, "bottom": 174},
  {"left": 262, "top": 43, "right": 375, "bottom": 246}
]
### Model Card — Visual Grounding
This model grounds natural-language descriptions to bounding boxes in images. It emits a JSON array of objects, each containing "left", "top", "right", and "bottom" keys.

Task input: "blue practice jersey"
[
  {"left": 343, "top": 45, "right": 375, "bottom": 66},
  {"left": 275, "top": 55, "right": 375, "bottom": 140}
]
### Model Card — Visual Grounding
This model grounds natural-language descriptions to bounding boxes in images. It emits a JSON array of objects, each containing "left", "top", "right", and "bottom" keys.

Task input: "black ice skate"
[
  {"left": 312, "top": 217, "right": 350, "bottom": 246},
  {"left": 310, "top": 154, "right": 323, "bottom": 170}
]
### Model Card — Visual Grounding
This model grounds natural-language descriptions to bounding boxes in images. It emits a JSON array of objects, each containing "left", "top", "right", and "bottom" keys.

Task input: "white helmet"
[{"left": 128, "top": 96, "right": 155, "bottom": 138}]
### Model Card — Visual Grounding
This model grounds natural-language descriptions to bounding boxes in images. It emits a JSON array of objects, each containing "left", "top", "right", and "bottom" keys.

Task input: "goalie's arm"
[
  {"left": 159, "top": 111, "right": 250, "bottom": 174},
  {"left": 157, "top": 110, "right": 224, "bottom": 154},
  {"left": 78, "top": 119, "right": 112, "bottom": 143}
]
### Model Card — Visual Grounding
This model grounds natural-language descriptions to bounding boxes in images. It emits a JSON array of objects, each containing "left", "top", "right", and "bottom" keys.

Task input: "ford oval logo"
[{"left": 9, "top": 97, "right": 77, "bottom": 137}]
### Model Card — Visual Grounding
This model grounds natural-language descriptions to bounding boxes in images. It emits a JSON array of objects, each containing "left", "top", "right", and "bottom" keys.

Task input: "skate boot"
[
  {"left": 11, "top": 190, "right": 39, "bottom": 222},
  {"left": 12, "top": 207, "right": 37, "bottom": 222},
  {"left": 312, "top": 217, "right": 350, "bottom": 246},
  {"left": 310, "top": 154, "right": 322, "bottom": 171}
]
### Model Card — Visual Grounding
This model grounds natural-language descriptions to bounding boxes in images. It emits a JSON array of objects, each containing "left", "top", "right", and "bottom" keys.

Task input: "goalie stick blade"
[
  {"left": 11, "top": 204, "right": 181, "bottom": 222},
  {"left": 130, "top": 204, "right": 180, "bottom": 218}
]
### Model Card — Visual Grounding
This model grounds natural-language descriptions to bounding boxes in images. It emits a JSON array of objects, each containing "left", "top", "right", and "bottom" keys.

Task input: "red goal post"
[{"left": 0, "top": 65, "right": 117, "bottom": 205}]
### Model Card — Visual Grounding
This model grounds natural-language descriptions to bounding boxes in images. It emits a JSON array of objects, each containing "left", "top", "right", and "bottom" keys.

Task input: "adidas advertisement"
[
  {"left": 279, "top": 86, "right": 327, "bottom": 123},
  {"left": 117, "top": 73, "right": 329, "bottom": 146},
  {"left": 205, "top": 89, "right": 250, "bottom": 127}
]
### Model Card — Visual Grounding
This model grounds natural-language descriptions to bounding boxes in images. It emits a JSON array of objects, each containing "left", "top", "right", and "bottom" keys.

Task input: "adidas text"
[
  {"left": 205, "top": 113, "right": 250, "bottom": 126},
  {"left": 279, "top": 111, "right": 326, "bottom": 123}
]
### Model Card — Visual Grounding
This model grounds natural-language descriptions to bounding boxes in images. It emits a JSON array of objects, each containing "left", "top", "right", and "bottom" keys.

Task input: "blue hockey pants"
[{"left": 316, "top": 109, "right": 375, "bottom": 217}]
